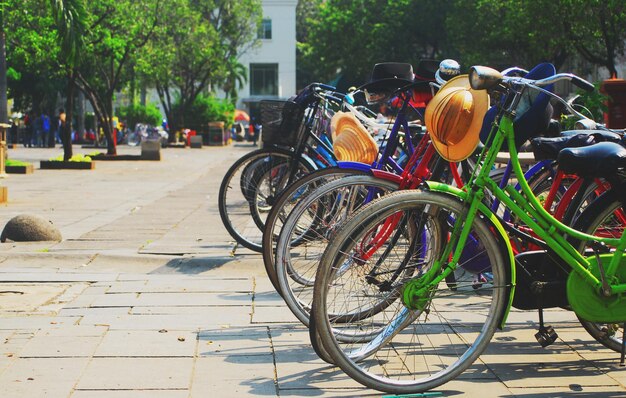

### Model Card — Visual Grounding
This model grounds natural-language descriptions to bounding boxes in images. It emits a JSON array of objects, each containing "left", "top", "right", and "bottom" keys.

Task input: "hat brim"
[
  {"left": 331, "top": 112, "right": 379, "bottom": 164},
  {"left": 359, "top": 78, "right": 415, "bottom": 95},
  {"left": 426, "top": 74, "right": 489, "bottom": 162}
]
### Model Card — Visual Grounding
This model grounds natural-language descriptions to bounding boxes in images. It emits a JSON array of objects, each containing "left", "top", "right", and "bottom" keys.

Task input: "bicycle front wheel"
[
  {"left": 218, "top": 148, "right": 315, "bottom": 252},
  {"left": 313, "top": 190, "right": 509, "bottom": 393}
]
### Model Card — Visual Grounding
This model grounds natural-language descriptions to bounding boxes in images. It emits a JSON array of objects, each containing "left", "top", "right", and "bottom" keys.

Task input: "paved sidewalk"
[{"left": 0, "top": 144, "right": 625, "bottom": 397}]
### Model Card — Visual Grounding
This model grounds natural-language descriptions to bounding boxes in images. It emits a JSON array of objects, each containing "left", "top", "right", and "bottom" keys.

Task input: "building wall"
[{"left": 237, "top": 0, "right": 297, "bottom": 110}]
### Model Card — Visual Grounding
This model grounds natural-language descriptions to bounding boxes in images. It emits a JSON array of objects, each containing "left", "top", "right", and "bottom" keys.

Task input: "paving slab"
[
  {"left": 77, "top": 357, "right": 193, "bottom": 390},
  {"left": 94, "top": 330, "right": 196, "bottom": 357},
  {"left": 190, "top": 355, "right": 277, "bottom": 397},
  {"left": 2, "top": 145, "right": 626, "bottom": 397},
  {"left": 72, "top": 391, "right": 189, "bottom": 398},
  {"left": 19, "top": 334, "right": 103, "bottom": 358},
  {"left": 0, "top": 357, "right": 89, "bottom": 398}
]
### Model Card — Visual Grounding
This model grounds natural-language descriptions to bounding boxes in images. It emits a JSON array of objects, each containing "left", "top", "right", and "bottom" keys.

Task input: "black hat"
[
  {"left": 359, "top": 63, "right": 415, "bottom": 103},
  {"left": 414, "top": 59, "right": 440, "bottom": 81}
]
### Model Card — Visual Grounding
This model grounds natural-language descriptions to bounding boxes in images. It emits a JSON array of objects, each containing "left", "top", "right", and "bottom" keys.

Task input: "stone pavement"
[{"left": 0, "top": 143, "right": 625, "bottom": 397}]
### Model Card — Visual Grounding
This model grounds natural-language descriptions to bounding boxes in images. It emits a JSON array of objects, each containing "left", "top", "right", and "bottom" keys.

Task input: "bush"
[
  {"left": 117, "top": 103, "right": 162, "bottom": 129},
  {"left": 6, "top": 159, "right": 31, "bottom": 167},
  {"left": 174, "top": 95, "right": 234, "bottom": 130},
  {"left": 49, "top": 154, "right": 92, "bottom": 162}
]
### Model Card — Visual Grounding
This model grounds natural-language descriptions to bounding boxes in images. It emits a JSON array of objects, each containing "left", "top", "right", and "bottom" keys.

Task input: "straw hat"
[
  {"left": 425, "top": 75, "right": 489, "bottom": 162},
  {"left": 331, "top": 112, "right": 378, "bottom": 164}
]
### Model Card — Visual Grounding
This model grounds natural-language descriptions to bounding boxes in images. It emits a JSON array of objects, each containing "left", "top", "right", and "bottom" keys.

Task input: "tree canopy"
[{"left": 298, "top": 0, "right": 626, "bottom": 86}]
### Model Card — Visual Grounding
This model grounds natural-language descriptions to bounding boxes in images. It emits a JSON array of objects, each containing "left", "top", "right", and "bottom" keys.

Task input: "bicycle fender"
[
  {"left": 337, "top": 161, "right": 374, "bottom": 173},
  {"left": 425, "top": 181, "right": 516, "bottom": 329},
  {"left": 370, "top": 169, "right": 402, "bottom": 184}
]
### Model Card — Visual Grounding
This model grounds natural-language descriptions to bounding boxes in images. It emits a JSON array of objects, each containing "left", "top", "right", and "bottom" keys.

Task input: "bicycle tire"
[
  {"left": 218, "top": 148, "right": 316, "bottom": 252},
  {"left": 312, "top": 190, "right": 508, "bottom": 393},
  {"left": 262, "top": 167, "right": 369, "bottom": 294},
  {"left": 571, "top": 185, "right": 625, "bottom": 352},
  {"left": 276, "top": 175, "right": 400, "bottom": 327}
]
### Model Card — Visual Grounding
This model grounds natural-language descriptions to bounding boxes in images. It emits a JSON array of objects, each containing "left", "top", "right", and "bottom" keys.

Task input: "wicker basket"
[{"left": 260, "top": 100, "right": 305, "bottom": 147}]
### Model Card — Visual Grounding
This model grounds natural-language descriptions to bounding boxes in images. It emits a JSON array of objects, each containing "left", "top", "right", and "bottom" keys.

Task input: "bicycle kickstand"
[
  {"left": 535, "top": 308, "right": 558, "bottom": 348},
  {"left": 230, "top": 242, "right": 239, "bottom": 257}
]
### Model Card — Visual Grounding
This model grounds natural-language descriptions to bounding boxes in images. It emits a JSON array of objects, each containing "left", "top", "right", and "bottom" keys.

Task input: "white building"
[{"left": 237, "top": 0, "right": 298, "bottom": 121}]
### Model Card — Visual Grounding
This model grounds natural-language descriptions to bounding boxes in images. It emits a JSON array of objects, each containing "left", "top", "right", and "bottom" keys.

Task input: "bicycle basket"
[{"left": 260, "top": 100, "right": 305, "bottom": 147}]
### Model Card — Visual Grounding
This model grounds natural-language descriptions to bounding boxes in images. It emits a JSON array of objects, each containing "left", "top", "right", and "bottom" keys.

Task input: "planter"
[
  {"left": 90, "top": 154, "right": 142, "bottom": 161},
  {"left": 6, "top": 164, "right": 34, "bottom": 174},
  {"left": 40, "top": 161, "right": 95, "bottom": 170}
]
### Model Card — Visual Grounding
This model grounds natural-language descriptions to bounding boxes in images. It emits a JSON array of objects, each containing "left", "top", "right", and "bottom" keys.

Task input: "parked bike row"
[{"left": 218, "top": 59, "right": 626, "bottom": 394}]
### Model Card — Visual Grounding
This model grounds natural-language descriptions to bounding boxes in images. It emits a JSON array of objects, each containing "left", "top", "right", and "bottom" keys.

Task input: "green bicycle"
[{"left": 311, "top": 68, "right": 626, "bottom": 393}]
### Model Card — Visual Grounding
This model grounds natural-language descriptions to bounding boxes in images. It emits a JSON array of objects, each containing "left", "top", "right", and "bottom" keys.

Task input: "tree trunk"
[
  {"left": 62, "top": 71, "right": 75, "bottom": 161},
  {"left": 77, "top": 91, "right": 85, "bottom": 142},
  {"left": 0, "top": 27, "right": 8, "bottom": 124},
  {"left": 105, "top": 96, "right": 116, "bottom": 155}
]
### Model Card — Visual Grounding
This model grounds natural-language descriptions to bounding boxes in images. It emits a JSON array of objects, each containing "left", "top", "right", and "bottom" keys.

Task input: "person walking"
[
  {"left": 40, "top": 112, "right": 51, "bottom": 147},
  {"left": 58, "top": 108, "right": 66, "bottom": 146},
  {"left": 23, "top": 112, "right": 33, "bottom": 147}
]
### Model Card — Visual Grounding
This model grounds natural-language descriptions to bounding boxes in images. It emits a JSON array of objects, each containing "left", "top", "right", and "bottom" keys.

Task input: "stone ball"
[{"left": 1, "top": 214, "right": 62, "bottom": 243}]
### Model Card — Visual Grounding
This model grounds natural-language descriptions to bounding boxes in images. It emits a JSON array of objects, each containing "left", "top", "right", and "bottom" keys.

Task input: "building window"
[
  {"left": 250, "top": 63, "right": 278, "bottom": 96},
  {"left": 258, "top": 19, "right": 272, "bottom": 39}
]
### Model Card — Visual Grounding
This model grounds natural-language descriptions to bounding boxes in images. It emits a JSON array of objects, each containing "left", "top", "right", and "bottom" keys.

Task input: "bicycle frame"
[{"left": 408, "top": 112, "right": 626, "bottom": 323}]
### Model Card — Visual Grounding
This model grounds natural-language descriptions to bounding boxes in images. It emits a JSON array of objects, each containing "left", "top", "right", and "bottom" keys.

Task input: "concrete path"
[{"left": 0, "top": 143, "right": 625, "bottom": 397}]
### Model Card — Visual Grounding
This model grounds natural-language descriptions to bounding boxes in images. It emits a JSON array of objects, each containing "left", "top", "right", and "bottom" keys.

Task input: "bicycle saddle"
[
  {"left": 557, "top": 141, "right": 626, "bottom": 177},
  {"left": 531, "top": 130, "right": 622, "bottom": 161}
]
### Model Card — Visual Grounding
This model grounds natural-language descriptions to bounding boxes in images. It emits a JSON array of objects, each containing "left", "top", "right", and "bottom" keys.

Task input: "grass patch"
[
  {"left": 49, "top": 154, "right": 92, "bottom": 162},
  {"left": 6, "top": 159, "right": 31, "bottom": 167}
]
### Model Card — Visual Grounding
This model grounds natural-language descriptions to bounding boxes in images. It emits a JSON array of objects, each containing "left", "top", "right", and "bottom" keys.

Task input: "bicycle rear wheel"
[
  {"left": 219, "top": 148, "right": 315, "bottom": 252},
  {"left": 312, "top": 190, "right": 509, "bottom": 393},
  {"left": 571, "top": 186, "right": 625, "bottom": 352},
  {"left": 276, "top": 175, "right": 400, "bottom": 326}
]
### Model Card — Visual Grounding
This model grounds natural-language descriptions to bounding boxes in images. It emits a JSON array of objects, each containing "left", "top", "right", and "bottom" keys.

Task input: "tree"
[
  {"left": 222, "top": 57, "right": 248, "bottom": 105},
  {"left": 0, "top": 3, "right": 8, "bottom": 124},
  {"left": 568, "top": 0, "right": 626, "bottom": 78},
  {"left": 140, "top": 0, "right": 261, "bottom": 134},
  {"left": 445, "top": 1, "right": 576, "bottom": 70},
  {"left": 50, "top": 0, "right": 87, "bottom": 160},
  {"left": 298, "top": 0, "right": 452, "bottom": 88},
  {"left": 70, "top": 0, "right": 159, "bottom": 155},
  {"left": 4, "top": 1, "right": 63, "bottom": 114}
]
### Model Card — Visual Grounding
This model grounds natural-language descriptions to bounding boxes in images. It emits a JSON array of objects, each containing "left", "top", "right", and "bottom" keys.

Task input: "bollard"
[
  {"left": 141, "top": 140, "right": 161, "bottom": 161},
  {"left": 190, "top": 135, "right": 203, "bottom": 148}
]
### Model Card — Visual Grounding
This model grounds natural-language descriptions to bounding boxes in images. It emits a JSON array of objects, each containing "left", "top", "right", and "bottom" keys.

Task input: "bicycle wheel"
[
  {"left": 313, "top": 190, "right": 509, "bottom": 393},
  {"left": 276, "top": 175, "right": 400, "bottom": 327},
  {"left": 262, "top": 167, "right": 368, "bottom": 295},
  {"left": 219, "top": 148, "right": 316, "bottom": 252},
  {"left": 571, "top": 186, "right": 625, "bottom": 352}
]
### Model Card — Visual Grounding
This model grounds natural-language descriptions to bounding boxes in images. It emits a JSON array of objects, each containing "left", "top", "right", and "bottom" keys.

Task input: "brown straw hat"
[
  {"left": 331, "top": 112, "right": 378, "bottom": 164},
  {"left": 425, "top": 75, "right": 489, "bottom": 162}
]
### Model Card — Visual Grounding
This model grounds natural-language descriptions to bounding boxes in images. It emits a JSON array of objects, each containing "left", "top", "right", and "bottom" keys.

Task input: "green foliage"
[
  {"left": 174, "top": 95, "right": 234, "bottom": 129},
  {"left": 138, "top": 0, "right": 262, "bottom": 131},
  {"left": 116, "top": 103, "right": 162, "bottom": 129},
  {"left": 6, "top": 159, "right": 31, "bottom": 167},
  {"left": 299, "top": 0, "right": 452, "bottom": 86},
  {"left": 561, "top": 82, "right": 610, "bottom": 129},
  {"left": 576, "top": 84, "right": 609, "bottom": 121}
]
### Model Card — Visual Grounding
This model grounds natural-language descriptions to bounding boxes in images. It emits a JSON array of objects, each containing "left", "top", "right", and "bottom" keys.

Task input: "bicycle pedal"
[{"left": 535, "top": 326, "right": 558, "bottom": 348}]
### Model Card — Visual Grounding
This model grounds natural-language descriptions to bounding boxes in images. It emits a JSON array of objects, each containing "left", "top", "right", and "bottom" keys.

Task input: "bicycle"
[
  {"left": 218, "top": 83, "right": 342, "bottom": 252},
  {"left": 311, "top": 67, "right": 626, "bottom": 393}
]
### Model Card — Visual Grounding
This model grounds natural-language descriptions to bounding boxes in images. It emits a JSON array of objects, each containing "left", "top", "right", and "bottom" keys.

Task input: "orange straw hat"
[
  {"left": 331, "top": 112, "right": 379, "bottom": 164},
  {"left": 425, "top": 75, "right": 489, "bottom": 162}
]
